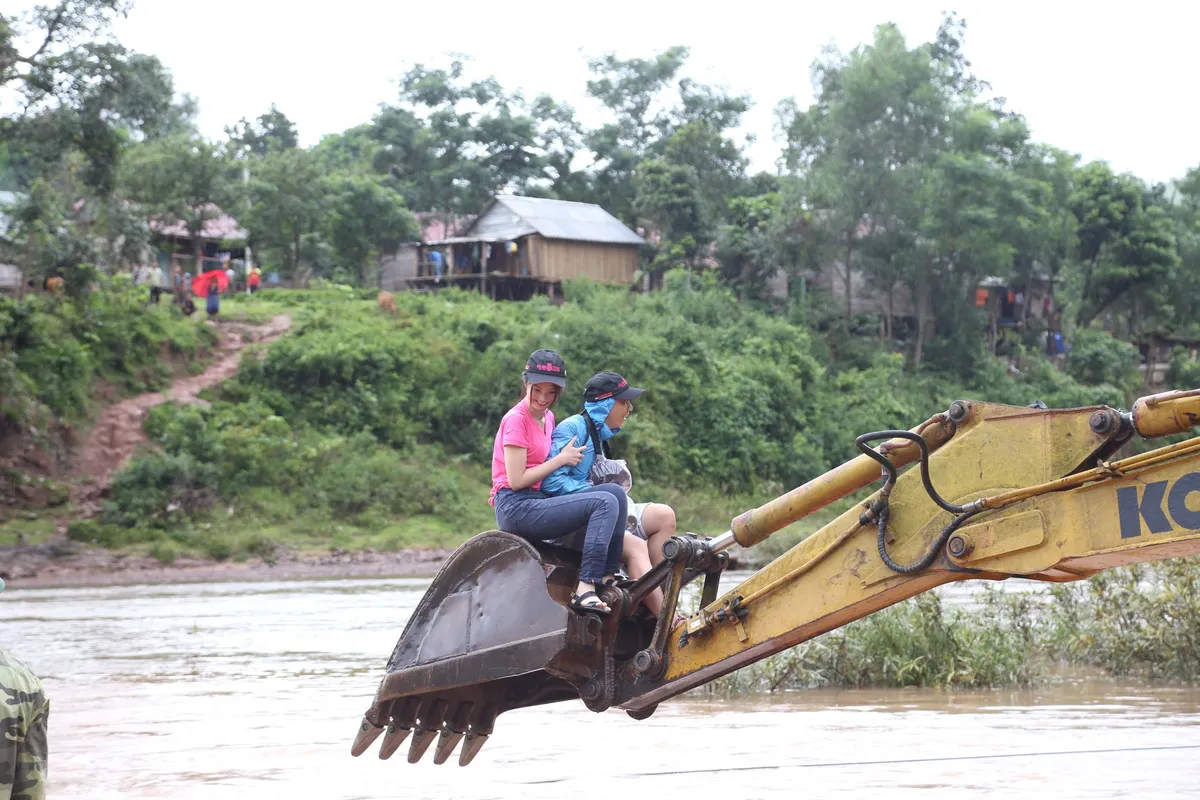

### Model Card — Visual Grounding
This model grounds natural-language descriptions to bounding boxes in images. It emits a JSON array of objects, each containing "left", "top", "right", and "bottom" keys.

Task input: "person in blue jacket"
[
  {"left": 544, "top": 371, "right": 678, "bottom": 621},
  {"left": 541, "top": 371, "right": 642, "bottom": 498}
]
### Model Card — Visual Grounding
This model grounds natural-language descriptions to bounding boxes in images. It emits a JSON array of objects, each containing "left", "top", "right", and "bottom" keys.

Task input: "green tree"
[
  {"left": 1068, "top": 162, "right": 1144, "bottom": 325},
  {"left": 777, "top": 16, "right": 1062, "bottom": 371},
  {"left": 1168, "top": 166, "right": 1200, "bottom": 340},
  {"left": 324, "top": 175, "right": 418, "bottom": 285},
  {"left": 312, "top": 123, "right": 380, "bottom": 174},
  {"left": 240, "top": 147, "right": 328, "bottom": 277},
  {"left": 1009, "top": 144, "right": 1078, "bottom": 324},
  {"left": 226, "top": 104, "right": 299, "bottom": 159},
  {"left": 2, "top": 1, "right": 196, "bottom": 291},
  {"left": 120, "top": 135, "right": 229, "bottom": 269},
  {"left": 585, "top": 47, "right": 689, "bottom": 220},
  {"left": 586, "top": 47, "right": 750, "bottom": 228},
  {"left": 780, "top": 21, "right": 953, "bottom": 327},
  {"left": 2, "top": 2, "right": 194, "bottom": 193},
  {"left": 1093, "top": 199, "right": 1179, "bottom": 338},
  {"left": 913, "top": 107, "right": 1041, "bottom": 371},
  {"left": 633, "top": 158, "right": 706, "bottom": 282},
  {"left": 370, "top": 60, "right": 575, "bottom": 214},
  {"left": 1065, "top": 165, "right": 1180, "bottom": 356},
  {"left": 716, "top": 192, "right": 785, "bottom": 300}
]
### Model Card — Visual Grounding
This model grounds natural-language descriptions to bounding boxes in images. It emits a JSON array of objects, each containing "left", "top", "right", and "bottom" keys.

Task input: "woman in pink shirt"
[{"left": 491, "top": 349, "right": 628, "bottom": 615}]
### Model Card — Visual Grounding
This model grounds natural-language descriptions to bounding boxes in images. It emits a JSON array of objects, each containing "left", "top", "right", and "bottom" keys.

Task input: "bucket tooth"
[
  {"left": 351, "top": 717, "right": 385, "bottom": 757},
  {"left": 378, "top": 722, "right": 412, "bottom": 760},
  {"left": 407, "top": 727, "right": 438, "bottom": 763},
  {"left": 458, "top": 730, "right": 489, "bottom": 766},
  {"left": 433, "top": 726, "right": 465, "bottom": 765}
]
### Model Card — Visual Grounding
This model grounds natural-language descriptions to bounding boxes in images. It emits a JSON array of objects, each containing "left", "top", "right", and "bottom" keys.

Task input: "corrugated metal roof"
[{"left": 465, "top": 196, "right": 643, "bottom": 246}]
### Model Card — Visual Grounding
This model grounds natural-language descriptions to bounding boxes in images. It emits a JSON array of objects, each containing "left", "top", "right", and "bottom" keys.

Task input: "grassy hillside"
[
  {"left": 1, "top": 280, "right": 218, "bottom": 545},
  {"left": 69, "top": 275, "right": 1135, "bottom": 563}
]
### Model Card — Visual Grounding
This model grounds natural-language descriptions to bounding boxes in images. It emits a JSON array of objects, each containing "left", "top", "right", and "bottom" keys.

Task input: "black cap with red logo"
[
  {"left": 583, "top": 371, "right": 645, "bottom": 403},
  {"left": 524, "top": 349, "right": 567, "bottom": 388}
]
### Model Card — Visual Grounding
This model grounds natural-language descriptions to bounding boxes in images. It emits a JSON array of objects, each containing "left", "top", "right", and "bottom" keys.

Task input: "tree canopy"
[{"left": 2, "top": 6, "right": 1199, "bottom": 381}]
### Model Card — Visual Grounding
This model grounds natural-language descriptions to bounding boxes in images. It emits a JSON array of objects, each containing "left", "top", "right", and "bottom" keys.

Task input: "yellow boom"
[{"left": 352, "top": 389, "right": 1200, "bottom": 766}]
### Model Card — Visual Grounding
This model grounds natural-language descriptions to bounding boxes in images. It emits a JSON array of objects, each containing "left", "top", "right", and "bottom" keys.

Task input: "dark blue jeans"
[{"left": 494, "top": 484, "right": 627, "bottom": 583}]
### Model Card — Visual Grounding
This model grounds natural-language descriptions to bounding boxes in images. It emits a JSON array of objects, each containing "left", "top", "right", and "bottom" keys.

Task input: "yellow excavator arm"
[
  {"left": 351, "top": 389, "right": 1200, "bottom": 766},
  {"left": 633, "top": 389, "right": 1200, "bottom": 710}
]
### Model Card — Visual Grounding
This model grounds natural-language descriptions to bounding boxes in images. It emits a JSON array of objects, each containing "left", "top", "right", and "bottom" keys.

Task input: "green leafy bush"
[
  {"left": 1065, "top": 329, "right": 1141, "bottom": 393},
  {"left": 705, "top": 591, "right": 1041, "bottom": 693},
  {"left": 0, "top": 281, "right": 217, "bottom": 426},
  {"left": 67, "top": 519, "right": 132, "bottom": 547},
  {"left": 150, "top": 541, "right": 179, "bottom": 564},
  {"left": 101, "top": 282, "right": 1134, "bottom": 559},
  {"left": 102, "top": 452, "right": 220, "bottom": 528},
  {"left": 1042, "top": 557, "right": 1200, "bottom": 681}
]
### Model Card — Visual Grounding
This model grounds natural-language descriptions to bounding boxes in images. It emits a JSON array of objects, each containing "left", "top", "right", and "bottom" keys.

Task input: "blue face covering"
[{"left": 584, "top": 399, "right": 620, "bottom": 441}]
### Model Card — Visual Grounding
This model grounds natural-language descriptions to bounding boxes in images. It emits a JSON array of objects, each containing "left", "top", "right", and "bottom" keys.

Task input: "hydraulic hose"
[
  {"left": 855, "top": 430, "right": 972, "bottom": 515},
  {"left": 854, "top": 430, "right": 977, "bottom": 574},
  {"left": 874, "top": 503, "right": 983, "bottom": 574}
]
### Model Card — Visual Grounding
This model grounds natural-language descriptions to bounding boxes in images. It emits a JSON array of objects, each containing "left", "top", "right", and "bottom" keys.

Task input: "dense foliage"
[
  {"left": 93, "top": 283, "right": 1122, "bottom": 557},
  {"left": 1043, "top": 559, "right": 1200, "bottom": 681},
  {"left": 706, "top": 592, "right": 1041, "bottom": 693},
  {"left": 707, "top": 556, "right": 1200, "bottom": 693},
  {"left": 5, "top": 5, "right": 1200, "bottom": 379},
  {"left": 0, "top": 280, "right": 216, "bottom": 427}
]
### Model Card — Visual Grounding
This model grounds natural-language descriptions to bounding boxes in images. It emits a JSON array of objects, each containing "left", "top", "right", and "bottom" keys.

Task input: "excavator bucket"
[{"left": 351, "top": 530, "right": 618, "bottom": 766}]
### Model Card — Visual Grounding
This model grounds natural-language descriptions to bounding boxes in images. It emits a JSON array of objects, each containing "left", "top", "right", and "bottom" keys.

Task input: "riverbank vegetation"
[
  {"left": 1, "top": 280, "right": 217, "bottom": 426},
  {"left": 704, "top": 557, "right": 1200, "bottom": 694},
  {"left": 77, "top": 281, "right": 1119, "bottom": 562},
  {"left": 0, "top": 281, "right": 217, "bottom": 526}
]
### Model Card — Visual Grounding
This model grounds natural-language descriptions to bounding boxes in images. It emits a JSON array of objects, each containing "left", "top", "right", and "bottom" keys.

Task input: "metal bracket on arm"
[{"left": 631, "top": 534, "right": 729, "bottom": 678}]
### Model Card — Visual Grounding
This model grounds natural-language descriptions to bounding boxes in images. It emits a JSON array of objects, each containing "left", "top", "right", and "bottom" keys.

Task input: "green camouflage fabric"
[{"left": 0, "top": 651, "right": 47, "bottom": 800}]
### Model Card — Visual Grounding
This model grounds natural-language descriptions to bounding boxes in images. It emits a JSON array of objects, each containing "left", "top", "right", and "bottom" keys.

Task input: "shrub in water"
[
  {"left": 1043, "top": 557, "right": 1200, "bottom": 681},
  {"left": 704, "top": 591, "right": 1040, "bottom": 693}
]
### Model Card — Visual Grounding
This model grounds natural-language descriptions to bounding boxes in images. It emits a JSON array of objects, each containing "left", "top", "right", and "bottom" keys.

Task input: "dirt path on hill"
[{"left": 69, "top": 314, "right": 292, "bottom": 515}]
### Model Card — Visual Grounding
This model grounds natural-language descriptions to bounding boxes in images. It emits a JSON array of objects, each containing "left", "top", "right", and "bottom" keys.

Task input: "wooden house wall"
[
  {"left": 528, "top": 236, "right": 638, "bottom": 284},
  {"left": 379, "top": 244, "right": 419, "bottom": 290}
]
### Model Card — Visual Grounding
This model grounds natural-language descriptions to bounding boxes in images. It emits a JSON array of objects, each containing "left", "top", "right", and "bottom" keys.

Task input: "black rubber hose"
[
  {"left": 875, "top": 503, "right": 983, "bottom": 574},
  {"left": 855, "top": 429, "right": 977, "bottom": 573},
  {"left": 854, "top": 430, "right": 970, "bottom": 515}
]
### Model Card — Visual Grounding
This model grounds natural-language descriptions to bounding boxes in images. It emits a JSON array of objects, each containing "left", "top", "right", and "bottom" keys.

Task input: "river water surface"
[{"left": 3, "top": 576, "right": 1200, "bottom": 799}]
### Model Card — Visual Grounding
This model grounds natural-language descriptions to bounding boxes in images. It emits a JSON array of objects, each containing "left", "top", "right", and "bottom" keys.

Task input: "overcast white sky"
[{"left": 41, "top": 1, "right": 1200, "bottom": 182}]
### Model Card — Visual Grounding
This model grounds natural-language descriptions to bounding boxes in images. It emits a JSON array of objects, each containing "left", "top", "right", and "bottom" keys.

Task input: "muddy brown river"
[{"left": 3, "top": 576, "right": 1200, "bottom": 799}]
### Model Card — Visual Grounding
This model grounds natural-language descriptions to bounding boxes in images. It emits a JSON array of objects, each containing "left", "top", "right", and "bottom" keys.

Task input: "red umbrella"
[{"left": 192, "top": 269, "right": 229, "bottom": 296}]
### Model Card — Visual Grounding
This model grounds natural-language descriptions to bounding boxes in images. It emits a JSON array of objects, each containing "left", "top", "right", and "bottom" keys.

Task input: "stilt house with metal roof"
[{"left": 414, "top": 195, "right": 644, "bottom": 299}]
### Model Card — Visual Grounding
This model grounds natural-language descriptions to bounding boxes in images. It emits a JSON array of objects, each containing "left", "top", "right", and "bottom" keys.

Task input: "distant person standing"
[
  {"left": 148, "top": 266, "right": 165, "bottom": 304},
  {"left": 428, "top": 249, "right": 444, "bottom": 283},
  {"left": 1, "top": 580, "right": 49, "bottom": 800},
  {"left": 247, "top": 265, "right": 261, "bottom": 294},
  {"left": 172, "top": 266, "right": 184, "bottom": 304},
  {"left": 206, "top": 274, "right": 221, "bottom": 319},
  {"left": 223, "top": 258, "right": 236, "bottom": 291}
]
